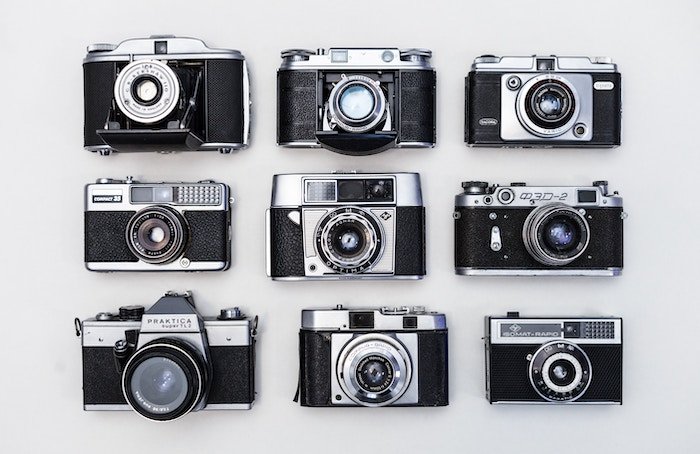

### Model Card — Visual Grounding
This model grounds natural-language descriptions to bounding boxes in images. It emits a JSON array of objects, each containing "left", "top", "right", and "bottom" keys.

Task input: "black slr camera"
[
  {"left": 485, "top": 312, "right": 622, "bottom": 404},
  {"left": 266, "top": 172, "right": 426, "bottom": 280},
  {"left": 465, "top": 55, "right": 621, "bottom": 147},
  {"left": 76, "top": 292, "right": 257, "bottom": 421},
  {"left": 297, "top": 305, "right": 448, "bottom": 407},
  {"left": 277, "top": 48, "right": 436, "bottom": 155},
  {"left": 454, "top": 180, "right": 624, "bottom": 276},
  {"left": 85, "top": 177, "right": 231, "bottom": 272},
  {"left": 83, "top": 35, "right": 249, "bottom": 155}
]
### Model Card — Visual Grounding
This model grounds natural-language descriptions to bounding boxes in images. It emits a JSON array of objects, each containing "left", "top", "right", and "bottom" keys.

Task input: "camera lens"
[
  {"left": 130, "top": 357, "right": 188, "bottom": 408},
  {"left": 356, "top": 355, "right": 394, "bottom": 393},
  {"left": 332, "top": 225, "right": 365, "bottom": 257},
  {"left": 548, "top": 359, "right": 576, "bottom": 387},
  {"left": 114, "top": 60, "right": 181, "bottom": 124},
  {"left": 523, "top": 203, "right": 589, "bottom": 266},
  {"left": 328, "top": 75, "right": 387, "bottom": 133},
  {"left": 317, "top": 208, "right": 383, "bottom": 273},
  {"left": 131, "top": 75, "right": 163, "bottom": 106},
  {"left": 339, "top": 84, "right": 376, "bottom": 120},
  {"left": 538, "top": 92, "right": 563, "bottom": 116},
  {"left": 127, "top": 206, "right": 188, "bottom": 264},
  {"left": 517, "top": 75, "right": 579, "bottom": 137},
  {"left": 337, "top": 334, "right": 412, "bottom": 407},
  {"left": 529, "top": 341, "right": 592, "bottom": 402},
  {"left": 122, "top": 338, "right": 207, "bottom": 421},
  {"left": 543, "top": 216, "right": 580, "bottom": 252},
  {"left": 527, "top": 81, "right": 575, "bottom": 128}
]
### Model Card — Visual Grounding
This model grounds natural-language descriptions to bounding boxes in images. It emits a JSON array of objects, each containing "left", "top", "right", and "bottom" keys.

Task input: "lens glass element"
[
  {"left": 330, "top": 222, "right": 366, "bottom": 258},
  {"left": 543, "top": 215, "right": 580, "bottom": 252},
  {"left": 129, "top": 357, "right": 188, "bottom": 410},
  {"left": 338, "top": 84, "right": 376, "bottom": 120},
  {"left": 538, "top": 92, "right": 563, "bottom": 116},
  {"left": 548, "top": 359, "right": 576, "bottom": 387},
  {"left": 356, "top": 355, "right": 394, "bottom": 393}
]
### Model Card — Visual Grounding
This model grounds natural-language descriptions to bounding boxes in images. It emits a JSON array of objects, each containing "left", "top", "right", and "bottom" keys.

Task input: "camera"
[
  {"left": 83, "top": 35, "right": 250, "bottom": 155},
  {"left": 485, "top": 312, "right": 622, "bottom": 404},
  {"left": 266, "top": 172, "right": 426, "bottom": 280},
  {"left": 76, "top": 292, "right": 257, "bottom": 421},
  {"left": 85, "top": 177, "right": 231, "bottom": 271},
  {"left": 454, "top": 180, "right": 624, "bottom": 276},
  {"left": 465, "top": 55, "right": 621, "bottom": 147},
  {"left": 277, "top": 48, "right": 436, "bottom": 155},
  {"left": 296, "top": 305, "right": 448, "bottom": 407}
]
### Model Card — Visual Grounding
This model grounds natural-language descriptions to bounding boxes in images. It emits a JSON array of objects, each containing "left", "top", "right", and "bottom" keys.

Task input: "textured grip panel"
[
  {"left": 83, "top": 62, "right": 116, "bottom": 148},
  {"left": 85, "top": 211, "right": 137, "bottom": 263},
  {"left": 205, "top": 59, "right": 245, "bottom": 144},
  {"left": 207, "top": 345, "right": 255, "bottom": 404},
  {"left": 278, "top": 70, "right": 317, "bottom": 143},
  {"left": 487, "top": 344, "right": 622, "bottom": 403},
  {"left": 465, "top": 72, "right": 502, "bottom": 144},
  {"left": 269, "top": 208, "right": 305, "bottom": 278},
  {"left": 417, "top": 331, "right": 449, "bottom": 406},
  {"left": 399, "top": 70, "right": 436, "bottom": 144},
  {"left": 298, "top": 331, "right": 332, "bottom": 406},
  {"left": 184, "top": 210, "right": 229, "bottom": 263},
  {"left": 82, "top": 347, "right": 125, "bottom": 405},
  {"left": 591, "top": 72, "right": 622, "bottom": 146},
  {"left": 454, "top": 207, "right": 623, "bottom": 270},
  {"left": 395, "top": 206, "right": 427, "bottom": 276}
]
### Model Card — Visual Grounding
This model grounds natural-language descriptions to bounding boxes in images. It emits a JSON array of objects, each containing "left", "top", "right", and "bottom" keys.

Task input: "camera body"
[
  {"left": 266, "top": 172, "right": 426, "bottom": 280},
  {"left": 465, "top": 55, "right": 621, "bottom": 147},
  {"left": 485, "top": 312, "right": 622, "bottom": 404},
  {"left": 297, "top": 305, "right": 448, "bottom": 407},
  {"left": 277, "top": 48, "right": 436, "bottom": 155},
  {"left": 83, "top": 35, "right": 250, "bottom": 155},
  {"left": 85, "top": 177, "right": 231, "bottom": 271},
  {"left": 454, "top": 180, "right": 624, "bottom": 276},
  {"left": 78, "top": 292, "right": 256, "bottom": 420}
]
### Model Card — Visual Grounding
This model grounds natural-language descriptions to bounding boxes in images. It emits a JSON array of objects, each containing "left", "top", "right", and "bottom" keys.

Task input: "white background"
[{"left": 1, "top": 1, "right": 699, "bottom": 452}]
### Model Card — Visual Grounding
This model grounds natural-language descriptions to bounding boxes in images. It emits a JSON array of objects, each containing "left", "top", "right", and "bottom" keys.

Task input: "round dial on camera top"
[
  {"left": 461, "top": 181, "right": 489, "bottom": 194},
  {"left": 119, "top": 305, "right": 145, "bottom": 320}
]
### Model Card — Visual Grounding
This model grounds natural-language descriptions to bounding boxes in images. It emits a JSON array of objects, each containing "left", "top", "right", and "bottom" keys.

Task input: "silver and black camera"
[
  {"left": 277, "top": 48, "right": 436, "bottom": 155},
  {"left": 76, "top": 292, "right": 257, "bottom": 421},
  {"left": 454, "top": 180, "right": 624, "bottom": 276},
  {"left": 466, "top": 55, "right": 621, "bottom": 147},
  {"left": 266, "top": 172, "right": 426, "bottom": 280},
  {"left": 297, "top": 305, "right": 448, "bottom": 407},
  {"left": 85, "top": 177, "right": 231, "bottom": 271},
  {"left": 83, "top": 35, "right": 250, "bottom": 155},
  {"left": 485, "top": 312, "right": 622, "bottom": 404}
]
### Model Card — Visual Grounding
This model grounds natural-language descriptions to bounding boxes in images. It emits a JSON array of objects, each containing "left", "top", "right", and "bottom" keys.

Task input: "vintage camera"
[
  {"left": 454, "top": 180, "right": 624, "bottom": 276},
  {"left": 83, "top": 35, "right": 250, "bottom": 155},
  {"left": 76, "top": 292, "right": 257, "bottom": 421},
  {"left": 266, "top": 172, "right": 426, "bottom": 280},
  {"left": 296, "top": 305, "right": 448, "bottom": 407},
  {"left": 277, "top": 48, "right": 436, "bottom": 155},
  {"left": 85, "top": 177, "right": 231, "bottom": 271},
  {"left": 485, "top": 312, "right": 622, "bottom": 404},
  {"left": 465, "top": 55, "right": 621, "bottom": 147}
]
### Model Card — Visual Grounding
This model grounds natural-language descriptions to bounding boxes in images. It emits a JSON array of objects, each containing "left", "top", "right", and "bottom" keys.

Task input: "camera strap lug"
[{"left": 74, "top": 318, "right": 82, "bottom": 337}]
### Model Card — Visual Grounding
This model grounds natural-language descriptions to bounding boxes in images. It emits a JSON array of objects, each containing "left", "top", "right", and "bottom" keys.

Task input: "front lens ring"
[
  {"left": 121, "top": 339, "right": 206, "bottom": 421},
  {"left": 315, "top": 208, "right": 384, "bottom": 274},
  {"left": 529, "top": 341, "right": 592, "bottom": 402},
  {"left": 126, "top": 206, "right": 188, "bottom": 264},
  {"left": 516, "top": 74, "right": 580, "bottom": 137},
  {"left": 114, "top": 59, "right": 181, "bottom": 124},
  {"left": 328, "top": 74, "right": 387, "bottom": 133},
  {"left": 337, "top": 334, "right": 412, "bottom": 407},
  {"left": 522, "top": 203, "right": 590, "bottom": 266}
]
